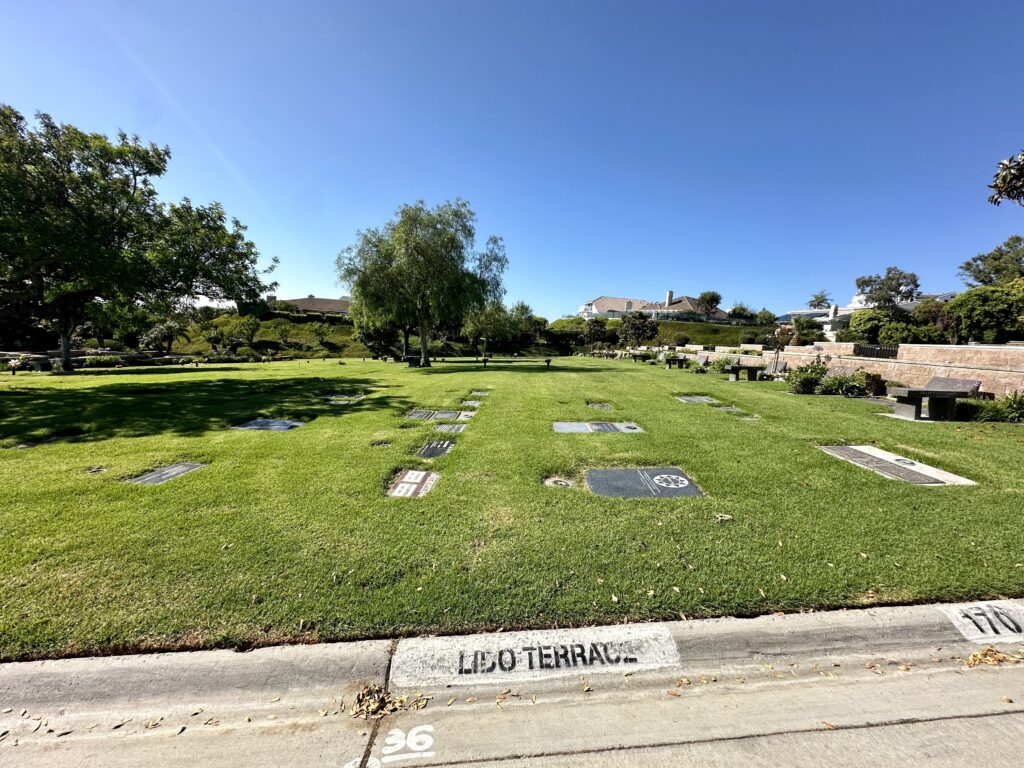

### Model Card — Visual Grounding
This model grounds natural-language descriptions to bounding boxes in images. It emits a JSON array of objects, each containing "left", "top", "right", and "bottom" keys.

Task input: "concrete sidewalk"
[{"left": 2, "top": 599, "right": 1023, "bottom": 766}]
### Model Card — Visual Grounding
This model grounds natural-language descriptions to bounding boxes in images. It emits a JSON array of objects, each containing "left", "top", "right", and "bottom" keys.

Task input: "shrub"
[
  {"left": 854, "top": 371, "right": 886, "bottom": 396},
  {"left": 877, "top": 322, "right": 919, "bottom": 346},
  {"left": 815, "top": 375, "right": 866, "bottom": 397},
  {"left": 235, "top": 346, "right": 257, "bottom": 359},
  {"left": 81, "top": 355, "right": 123, "bottom": 368},
  {"left": 787, "top": 361, "right": 828, "bottom": 394},
  {"left": 1002, "top": 391, "right": 1024, "bottom": 422},
  {"left": 691, "top": 365, "right": 708, "bottom": 374},
  {"left": 957, "top": 398, "right": 1007, "bottom": 422},
  {"left": 672, "top": 332, "right": 690, "bottom": 346},
  {"left": 708, "top": 357, "right": 732, "bottom": 373}
]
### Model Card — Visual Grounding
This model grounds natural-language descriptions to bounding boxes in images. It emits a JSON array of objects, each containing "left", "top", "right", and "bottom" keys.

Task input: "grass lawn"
[{"left": 2, "top": 357, "right": 1023, "bottom": 661}]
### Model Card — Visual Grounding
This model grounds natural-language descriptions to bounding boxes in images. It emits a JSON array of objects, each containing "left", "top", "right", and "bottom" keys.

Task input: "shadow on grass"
[
  {"left": 414, "top": 361, "right": 622, "bottom": 375},
  {"left": 0, "top": 375, "right": 413, "bottom": 445}
]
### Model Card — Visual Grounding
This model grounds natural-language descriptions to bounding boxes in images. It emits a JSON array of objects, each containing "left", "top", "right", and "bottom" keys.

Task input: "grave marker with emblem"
[{"left": 586, "top": 467, "right": 702, "bottom": 498}]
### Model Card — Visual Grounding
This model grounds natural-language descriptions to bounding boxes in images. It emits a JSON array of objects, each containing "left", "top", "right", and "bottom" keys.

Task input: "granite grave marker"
[
  {"left": 232, "top": 419, "right": 305, "bottom": 431},
  {"left": 388, "top": 469, "right": 440, "bottom": 498},
  {"left": 417, "top": 439, "right": 455, "bottom": 459},
  {"left": 128, "top": 463, "right": 206, "bottom": 485},
  {"left": 586, "top": 467, "right": 702, "bottom": 498}
]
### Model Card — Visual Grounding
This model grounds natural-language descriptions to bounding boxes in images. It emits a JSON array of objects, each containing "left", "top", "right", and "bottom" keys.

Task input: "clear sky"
[{"left": 3, "top": 1, "right": 1022, "bottom": 318}]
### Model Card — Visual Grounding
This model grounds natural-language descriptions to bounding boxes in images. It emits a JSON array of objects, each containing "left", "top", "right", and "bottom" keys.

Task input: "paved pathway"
[{"left": 3, "top": 600, "right": 1023, "bottom": 766}]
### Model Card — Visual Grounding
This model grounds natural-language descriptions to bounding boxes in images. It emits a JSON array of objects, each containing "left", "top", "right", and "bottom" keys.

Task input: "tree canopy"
[
  {"left": 989, "top": 150, "right": 1024, "bottom": 207},
  {"left": 695, "top": 291, "right": 722, "bottom": 320},
  {"left": 616, "top": 311, "right": 658, "bottom": 347},
  {"left": 807, "top": 290, "right": 831, "bottom": 309},
  {"left": 854, "top": 267, "right": 920, "bottom": 310},
  {"left": 0, "top": 105, "right": 275, "bottom": 367},
  {"left": 958, "top": 235, "right": 1024, "bottom": 287},
  {"left": 337, "top": 199, "right": 507, "bottom": 366}
]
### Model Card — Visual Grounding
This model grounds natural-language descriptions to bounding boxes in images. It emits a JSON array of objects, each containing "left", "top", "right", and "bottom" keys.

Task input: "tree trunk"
[
  {"left": 418, "top": 317, "right": 431, "bottom": 367},
  {"left": 402, "top": 328, "right": 410, "bottom": 358},
  {"left": 60, "top": 328, "right": 74, "bottom": 373}
]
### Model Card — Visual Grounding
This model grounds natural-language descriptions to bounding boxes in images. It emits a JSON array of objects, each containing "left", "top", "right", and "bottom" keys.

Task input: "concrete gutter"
[{"left": 2, "top": 599, "right": 1023, "bottom": 766}]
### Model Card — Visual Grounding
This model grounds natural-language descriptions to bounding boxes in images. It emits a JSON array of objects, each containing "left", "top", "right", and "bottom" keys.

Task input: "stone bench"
[{"left": 887, "top": 376, "right": 982, "bottom": 421}]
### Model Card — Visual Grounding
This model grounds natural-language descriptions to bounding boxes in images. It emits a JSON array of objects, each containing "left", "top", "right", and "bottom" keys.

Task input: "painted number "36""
[
  {"left": 380, "top": 724, "right": 436, "bottom": 763},
  {"left": 343, "top": 725, "right": 436, "bottom": 768}
]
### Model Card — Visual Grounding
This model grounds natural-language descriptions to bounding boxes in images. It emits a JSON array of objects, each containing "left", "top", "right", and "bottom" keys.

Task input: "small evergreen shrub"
[
  {"left": 815, "top": 375, "right": 866, "bottom": 397},
  {"left": 854, "top": 371, "right": 886, "bottom": 396},
  {"left": 691, "top": 365, "right": 708, "bottom": 374},
  {"left": 787, "top": 361, "right": 828, "bottom": 394},
  {"left": 235, "top": 346, "right": 257, "bottom": 359},
  {"left": 708, "top": 357, "right": 732, "bottom": 373}
]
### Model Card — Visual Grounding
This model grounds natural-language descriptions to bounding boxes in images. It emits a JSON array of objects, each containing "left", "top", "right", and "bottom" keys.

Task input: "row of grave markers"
[
  {"left": 387, "top": 390, "right": 492, "bottom": 498},
  {"left": 125, "top": 389, "right": 366, "bottom": 485}
]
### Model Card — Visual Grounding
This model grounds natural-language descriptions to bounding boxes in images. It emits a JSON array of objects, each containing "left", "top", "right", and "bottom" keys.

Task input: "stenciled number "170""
[{"left": 960, "top": 605, "right": 1022, "bottom": 635}]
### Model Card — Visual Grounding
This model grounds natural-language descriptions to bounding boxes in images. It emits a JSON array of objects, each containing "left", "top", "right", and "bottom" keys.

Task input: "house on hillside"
[
  {"left": 779, "top": 291, "right": 959, "bottom": 340},
  {"left": 578, "top": 291, "right": 730, "bottom": 321},
  {"left": 268, "top": 294, "right": 352, "bottom": 316}
]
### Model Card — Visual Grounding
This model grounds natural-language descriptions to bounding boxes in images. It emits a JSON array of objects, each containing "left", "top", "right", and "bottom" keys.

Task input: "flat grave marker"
[
  {"left": 456, "top": 410, "right": 476, "bottom": 421},
  {"left": 417, "top": 439, "right": 455, "bottom": 459},
  {"left": 388, "top": 469, "right": 440, "bottom": 498},
  {"left": 435, "top": 423, "right": 467, "bottom": 434},
  {"left": 470, "top": 391, "right": 490, "bottom": 397},
  {"left": 587, "top": 402, "right": 613, "bottom": 410},
  {"left": 544, "top": 476, "right": 574, "bottom": 488},
  {"left": 326, "top": 393, "right": 365, "bottom": 405},
  {"left": 128, "top": 463, "right": 206, "bottom": 486},
  {"left": 407, "top": 409, "right": 435, "bottom": 420},
  {"left": 433, "top": 410, "right": 461, "bottom": 420},
  {"left": 390, "top": 623, "right": 680, "bottom": 687},
  {"left": 462, "top": 400, "right": 482, "bottom": 407},
  {"left": 553, "top": 421, "right": 591, "bottom": 433},
  {"left": 232, "top": 419, "right": 305, "bottom": 431},
  {"left": 818, "top": 445, "right": 975, "bottom": 486},
  {"left": 586, "top": 467, "right": 702, "bottom": 498},
  {"left": 675, "top": 395, "right": 719, "bottom": 404},
  {"left": 553, "top": 422, "right": 644, "bottom": 433}
]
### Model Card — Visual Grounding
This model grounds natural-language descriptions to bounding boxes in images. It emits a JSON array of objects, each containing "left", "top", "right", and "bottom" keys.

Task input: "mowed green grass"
[{"left": 1, "top": 358, "right": 1023, "bottom": 661}]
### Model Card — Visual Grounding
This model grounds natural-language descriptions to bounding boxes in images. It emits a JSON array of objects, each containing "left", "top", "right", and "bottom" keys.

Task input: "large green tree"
[
  {"left": 944, "top": 280, "right": 1024, "bottom": 344},
  {"left": 989, "top": 150, "right": 1024, "bottom": 207},
  {"left": 958, "top": 235, "right": 1024, "bottom": 287},
  {"left": 695, "top": 291, "right": 722, "bottom": 320},
  {"left": 337, "top": 199, "right": 507, "bottom": 367},
  {"left": 0, "top": 106, "right": 169, "bottom": 369},
  {"left": 616, "top": 311, "right": 658, "bottom": 347},
  {"left": 0, "top": 106, "right": 275, "bottom": 368},
  {"left": 462, "top": 300, "right": 511, "bottom": 356},
  {"left": 147, "top": 198, "right": 276, "bottom": 314},
  {"left": 854, "top": 267, "right": 920, "bottom": 309}
]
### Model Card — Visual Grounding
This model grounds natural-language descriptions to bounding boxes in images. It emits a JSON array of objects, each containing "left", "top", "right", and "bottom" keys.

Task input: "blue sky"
[{"left": 3, "top": 1, "right": 1022, "bottom": 318}]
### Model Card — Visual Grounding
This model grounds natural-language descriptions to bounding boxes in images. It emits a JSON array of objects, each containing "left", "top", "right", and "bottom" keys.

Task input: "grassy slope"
[
  {"left": 1, "top": 358, "right": 1022, "bottom": 661},
  {"left": 549, "top": 318, "right": 773, "bottom": 346},
  {"left": 174, "top": 316, "right": 368, "bottom": 358}
]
